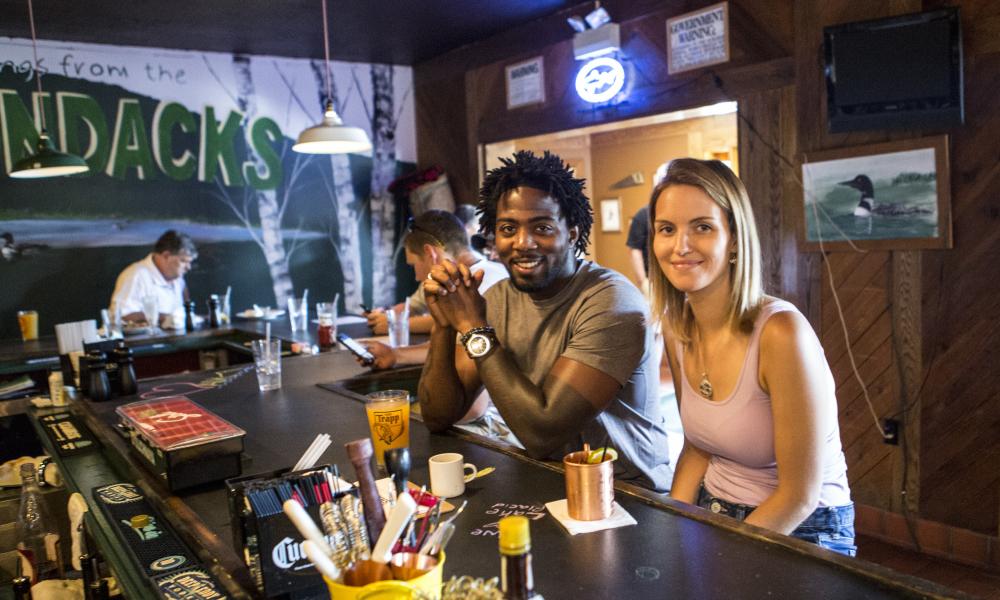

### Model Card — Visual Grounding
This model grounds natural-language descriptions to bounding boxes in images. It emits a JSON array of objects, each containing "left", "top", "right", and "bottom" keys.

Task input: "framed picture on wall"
[
  {"left": 600, "top": 199, "right": 622, "bottom": 232},
  {"left": 800, "top": 136, "right": 952, "bottom": 251}
]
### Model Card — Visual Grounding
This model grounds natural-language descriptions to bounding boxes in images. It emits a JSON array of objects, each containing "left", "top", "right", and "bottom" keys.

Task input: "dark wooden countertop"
[{"left": 31, "top": 347, "right": 966, "bottom": 600}]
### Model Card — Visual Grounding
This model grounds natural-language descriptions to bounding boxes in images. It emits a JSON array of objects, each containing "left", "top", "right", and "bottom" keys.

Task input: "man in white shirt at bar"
[{"left": 109, "top": 230, "right": 196, "bottom": 327}]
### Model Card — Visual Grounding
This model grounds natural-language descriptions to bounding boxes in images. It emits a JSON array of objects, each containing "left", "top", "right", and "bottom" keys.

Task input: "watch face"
[{"left": 466, "top": 333, "right": 492, "bottom": 357}]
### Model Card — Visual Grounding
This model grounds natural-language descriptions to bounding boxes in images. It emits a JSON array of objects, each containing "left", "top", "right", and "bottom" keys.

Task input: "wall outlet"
[{"left": 882, "top": 418, "right": 900, "bottom": 445}]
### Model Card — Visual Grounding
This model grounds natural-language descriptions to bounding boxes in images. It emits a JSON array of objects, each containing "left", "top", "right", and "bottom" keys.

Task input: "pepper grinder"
[
  {"left": 384, "top": 447, "right": 411, "bottom": 498},
  {"left": 184, "top": 300, "right": 197, "bottom": 332},
  {"left": 207, "top": 295, "right": 221, "bottom": 329},
  {"left": 114, "top": 345, "right": 137, "bottom": 396},
  {"left": 345, "top": 438, "right": 386, "bottom": 547},
  {"left": 86, "top": 350, "right": 111, "bottom": 402}
]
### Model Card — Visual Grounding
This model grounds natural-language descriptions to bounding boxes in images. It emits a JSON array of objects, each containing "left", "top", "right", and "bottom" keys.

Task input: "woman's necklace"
[{"left": 696, "top": 328, "right": 714, "bottom": 400}]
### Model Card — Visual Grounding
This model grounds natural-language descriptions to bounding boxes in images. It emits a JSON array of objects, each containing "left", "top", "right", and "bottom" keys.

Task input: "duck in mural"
[
  {"left": 838, "top": 175, "right": 932, "bottom": 218},
  {"left": 1, "top": 232, "right": 49, "bottom": 260}
]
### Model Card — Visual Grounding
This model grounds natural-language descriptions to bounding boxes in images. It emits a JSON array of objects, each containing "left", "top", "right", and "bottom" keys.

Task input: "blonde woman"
[{"left": 650, "top": 158, "right": 855, "bottom": 555}]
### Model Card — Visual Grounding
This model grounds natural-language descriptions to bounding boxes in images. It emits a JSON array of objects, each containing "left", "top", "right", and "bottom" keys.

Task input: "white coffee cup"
[{"left": 429, "top": 453, "right": 477, "bottom": 498}]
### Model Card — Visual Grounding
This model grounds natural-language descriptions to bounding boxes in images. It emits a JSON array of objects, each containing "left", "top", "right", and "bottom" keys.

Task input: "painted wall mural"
[{"left": 0, "top": 38, "right": 416, "bottom": 339}]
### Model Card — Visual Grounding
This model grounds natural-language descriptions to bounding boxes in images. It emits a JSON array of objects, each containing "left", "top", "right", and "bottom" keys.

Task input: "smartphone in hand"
[{"left": 337, "top": 332, "right": 375, "bottom": 366}]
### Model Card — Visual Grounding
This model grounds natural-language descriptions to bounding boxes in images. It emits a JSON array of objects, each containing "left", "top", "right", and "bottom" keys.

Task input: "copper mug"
[{"left": 563, "top": 450, "right": 614, "bottom": 521}]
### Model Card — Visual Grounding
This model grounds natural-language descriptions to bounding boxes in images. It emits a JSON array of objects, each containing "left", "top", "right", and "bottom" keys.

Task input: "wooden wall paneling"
[
  {"left": 415, "top": 70, "right": 475, "bottom": 202},
  {"left": 917, "top": 47, "right": 1000, "bottom": 534},
  {"left": 827, "top": 308, "right": 893, "bottom": 392},
  {"left": 818, "top": 255, "right": 890, "bottom": 364},
  {"left": 817, "top": 248, "right": 900, "bottom": 514},
  {"left": 840, "top": 350, "right": 899, "bottom": 508},
  {"left": 890, "top": 251, "right": 921, "bottom": 514},
  {"left": 738, "top": 88, "right": 785, "bottom": 297}
]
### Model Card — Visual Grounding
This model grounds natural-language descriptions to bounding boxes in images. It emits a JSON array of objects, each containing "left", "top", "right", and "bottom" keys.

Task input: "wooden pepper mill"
[{"left": 345, "top": 438, "right": 386, "bottom": 546}]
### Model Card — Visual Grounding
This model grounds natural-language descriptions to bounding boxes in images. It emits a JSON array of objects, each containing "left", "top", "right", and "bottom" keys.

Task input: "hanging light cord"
[
  {"left": 321, "top": 0, "right": 333, "bottom": 107},
  {"left": 26, "top": 0, "right": 47, "bottom": 132}
]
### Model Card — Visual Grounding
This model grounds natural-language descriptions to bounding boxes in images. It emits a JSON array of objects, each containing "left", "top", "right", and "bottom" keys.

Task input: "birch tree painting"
[
  {"left": 368, "top": 64, "right": 398, "bottom": 307},
  {"left": 310, "top": 60, "right": 365, "bottom": 313},
  {"left": 0, "top": 38, "right": 417, "bottom": 337},
  {"left": 224, "top": 55, "right": 300, "bottom": 305}
]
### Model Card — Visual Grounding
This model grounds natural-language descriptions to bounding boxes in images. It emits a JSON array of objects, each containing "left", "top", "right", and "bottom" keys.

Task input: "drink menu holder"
[
  {"left": 116, "top": 397, "right": 245, "bottom": 491},
  {"left": 226, "top": 464, "right": 355, "bottom": 599}
]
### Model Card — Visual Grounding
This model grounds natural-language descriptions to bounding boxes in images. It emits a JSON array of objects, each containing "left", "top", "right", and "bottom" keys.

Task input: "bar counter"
[{"left": 16, "top": 324, "right": 966, "bottom": 599}]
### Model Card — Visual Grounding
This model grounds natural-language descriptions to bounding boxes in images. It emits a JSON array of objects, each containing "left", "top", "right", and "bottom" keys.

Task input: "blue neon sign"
[{"left": 575, "top": 57, "right": 625, "bottom": 104}]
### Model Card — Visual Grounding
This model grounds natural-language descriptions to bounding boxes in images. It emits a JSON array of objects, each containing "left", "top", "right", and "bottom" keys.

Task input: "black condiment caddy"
[{"left": 226, "top": 465, "right": 353, "bottom": 599}]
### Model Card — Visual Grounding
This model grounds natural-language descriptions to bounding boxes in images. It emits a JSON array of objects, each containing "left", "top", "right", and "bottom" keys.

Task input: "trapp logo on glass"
[{"left": 575, "top": 57, "right": 626, "bottom": 104}]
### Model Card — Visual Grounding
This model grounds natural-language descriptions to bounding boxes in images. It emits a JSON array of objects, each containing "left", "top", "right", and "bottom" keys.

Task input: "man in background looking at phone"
[{"left": 360, "top": 210, "right": 507, "bottom": 370}]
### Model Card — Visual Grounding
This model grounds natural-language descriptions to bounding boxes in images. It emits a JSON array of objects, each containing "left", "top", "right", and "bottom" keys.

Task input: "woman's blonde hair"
[{"left": 648, "top": 158, "right": 763, "bottom": 345}]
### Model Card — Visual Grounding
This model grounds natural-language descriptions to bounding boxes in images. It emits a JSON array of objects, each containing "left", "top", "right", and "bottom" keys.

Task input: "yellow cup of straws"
[{"left": 323, "top": 553, "right": 444, "bottom": 600}]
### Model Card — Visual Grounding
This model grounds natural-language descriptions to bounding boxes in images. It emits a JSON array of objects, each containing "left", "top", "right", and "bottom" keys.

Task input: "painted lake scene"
[{"left": 802, "top": 147, "right": 940, "bottom": 244}]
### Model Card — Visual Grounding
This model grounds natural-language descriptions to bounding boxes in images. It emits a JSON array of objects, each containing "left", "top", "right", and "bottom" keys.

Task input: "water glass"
[
  {"left": 251, "top": 339, "right": 282, "bottom": 391},
  {"left": 141, "top": 295, "right": 159, "bottom": 328},
  {"left": 220, "top": 293, "right": 232, "bottom": 325},
  {"left": 287, "top": 297, "right": 308, "bottom": 331},
  {"left": 316, "top": 302, "right": 337, "bottom": 349},
  {"left": 386, "top": 307, "right": 410, "bottom": 348}
]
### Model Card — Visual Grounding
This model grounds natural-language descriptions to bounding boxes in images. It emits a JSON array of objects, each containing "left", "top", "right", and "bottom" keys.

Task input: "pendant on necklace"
[{"left": 698, "top": 373, "right": 714, "bottom": 399}]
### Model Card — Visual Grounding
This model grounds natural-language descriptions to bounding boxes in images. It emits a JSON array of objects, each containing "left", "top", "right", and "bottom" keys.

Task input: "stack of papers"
[{"left": 0, "top": 375, "right": 37, "bottom": 399}]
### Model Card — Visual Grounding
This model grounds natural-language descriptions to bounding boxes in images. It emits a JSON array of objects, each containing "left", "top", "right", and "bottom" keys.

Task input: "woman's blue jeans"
[{"left": 697, "top": 485, "right": 857, "bottom": 556}]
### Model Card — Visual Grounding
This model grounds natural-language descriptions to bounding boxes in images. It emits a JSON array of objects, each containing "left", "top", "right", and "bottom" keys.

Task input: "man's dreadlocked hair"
[{"left": 477, "top": 150, "right": 593, "bottom": 256}]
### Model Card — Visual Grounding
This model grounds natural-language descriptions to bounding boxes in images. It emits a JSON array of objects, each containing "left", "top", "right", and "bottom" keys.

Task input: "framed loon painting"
[{"left": 800, "top": 136, "right": 952, "bottom": 251}]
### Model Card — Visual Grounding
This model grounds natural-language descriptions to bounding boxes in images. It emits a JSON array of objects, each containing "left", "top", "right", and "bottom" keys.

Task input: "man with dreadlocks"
[{"left": 417, "top": 150, "right": 672, "bottom": 491}]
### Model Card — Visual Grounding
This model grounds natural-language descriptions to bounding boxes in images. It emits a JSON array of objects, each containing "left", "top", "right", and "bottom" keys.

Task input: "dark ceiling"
[{"left": 0, "top": 0, "right": 575, "bottom": 65}]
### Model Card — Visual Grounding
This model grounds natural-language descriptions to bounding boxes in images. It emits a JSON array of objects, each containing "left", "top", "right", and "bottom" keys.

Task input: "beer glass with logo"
[
  {"left": 364, "top": 390, "right": 410, "bottom": 472},
  {"left": 16, "top": 310, "right": 38, "bottom": 341}
]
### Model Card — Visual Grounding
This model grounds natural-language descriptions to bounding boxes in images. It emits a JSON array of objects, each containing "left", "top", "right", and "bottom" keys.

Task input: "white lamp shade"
[{"left": 293, "top": 108, "right": 371, "bottom": 154}]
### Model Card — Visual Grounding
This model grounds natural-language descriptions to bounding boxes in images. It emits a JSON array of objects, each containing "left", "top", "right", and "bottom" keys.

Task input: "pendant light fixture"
[
  {"left": 293, "top": 0, "right": 371, "bottom": 154},
  {"left": 9, "top": 0, "right": 89, "bottom": 178}
]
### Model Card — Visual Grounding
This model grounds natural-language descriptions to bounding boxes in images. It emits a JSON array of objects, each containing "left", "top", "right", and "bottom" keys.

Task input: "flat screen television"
[{"left": 823, "top": 8, "right": 963, "bottom": 133}]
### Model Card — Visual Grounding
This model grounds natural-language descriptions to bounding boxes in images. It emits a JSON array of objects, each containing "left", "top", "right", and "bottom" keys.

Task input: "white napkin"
[
  {"left": 337, "top": 315, "right": 367, "bottom": 325},
  {"left": 545, "top": 499, "right": 637, "bottom": 535}
]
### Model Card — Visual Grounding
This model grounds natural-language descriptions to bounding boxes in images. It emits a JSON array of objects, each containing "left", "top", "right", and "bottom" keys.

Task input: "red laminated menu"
[{"left": 116, "top": 397, "right": 245, "bottom": 451}]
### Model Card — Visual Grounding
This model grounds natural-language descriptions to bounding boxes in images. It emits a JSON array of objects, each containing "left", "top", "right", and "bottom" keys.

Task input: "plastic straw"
[{"left": 294, "top": 434, "right": 323, "bottom": 471}]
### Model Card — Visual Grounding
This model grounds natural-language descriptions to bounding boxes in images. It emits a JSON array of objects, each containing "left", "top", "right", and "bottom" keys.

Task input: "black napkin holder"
[{"left": 226, "top": 466, "right": 353, "bottom": 599}]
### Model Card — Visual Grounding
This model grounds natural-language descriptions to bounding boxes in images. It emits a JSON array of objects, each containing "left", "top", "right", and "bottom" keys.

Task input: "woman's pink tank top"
[{"left": 678, "top": 300, "right": 852, "bottom": 507}]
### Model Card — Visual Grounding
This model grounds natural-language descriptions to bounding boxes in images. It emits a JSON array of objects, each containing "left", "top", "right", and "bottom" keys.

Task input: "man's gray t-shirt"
[{"left": 483, "top": 260, "right": 672, "bottom": 491}]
